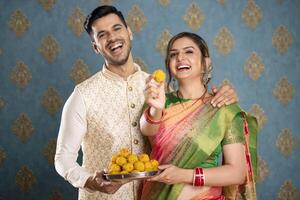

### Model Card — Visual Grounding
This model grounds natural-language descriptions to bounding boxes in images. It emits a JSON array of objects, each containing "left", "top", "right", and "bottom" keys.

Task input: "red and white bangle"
[
  {"left": 144, "top": 107, "right": 164, "bottom": 125},
  {"left": 193, "top": 167, "right": 205, "bottom": 187}
]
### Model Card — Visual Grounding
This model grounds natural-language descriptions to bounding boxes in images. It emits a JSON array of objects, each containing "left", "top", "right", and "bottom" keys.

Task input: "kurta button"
[
  {"left": 128, "top": 86, "right": 133, "bottom": 91},
  {"left": 133, "top": 139, "right": 139, "bottom": 145},
  {"left": 131, "top": 103, "right": 135, "bottom": 108},
  {"left": 132, "top": 122, "right": 137, "bottom": 127}
]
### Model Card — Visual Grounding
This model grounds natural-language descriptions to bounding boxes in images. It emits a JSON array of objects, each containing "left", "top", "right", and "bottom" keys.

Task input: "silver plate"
[{"left": 103, "top": 170, "right": 159, "bottom": 181}]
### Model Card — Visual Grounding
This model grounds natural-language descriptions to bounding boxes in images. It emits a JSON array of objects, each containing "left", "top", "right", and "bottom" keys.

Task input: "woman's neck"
[{"left": 178, "top": 81, "right": 206, "bottom": 99}]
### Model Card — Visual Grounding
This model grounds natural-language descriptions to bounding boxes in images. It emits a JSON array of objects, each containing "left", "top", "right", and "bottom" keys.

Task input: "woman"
[{"left": 140, "top": 32, "right": 258, "bottom": 200}]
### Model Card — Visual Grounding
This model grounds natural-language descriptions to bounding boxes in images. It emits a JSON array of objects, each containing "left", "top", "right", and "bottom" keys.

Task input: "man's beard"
[{"left": 106, "top": 45, "right": 131, "bottom": 66}]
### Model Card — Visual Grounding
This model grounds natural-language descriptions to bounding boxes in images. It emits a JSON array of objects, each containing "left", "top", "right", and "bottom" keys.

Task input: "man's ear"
[
  {"left": 127, "top": 26, "right": 133, "bottom": 41},
  {"left": 92, "top": 41, "right": 100, "bottom": 54}
]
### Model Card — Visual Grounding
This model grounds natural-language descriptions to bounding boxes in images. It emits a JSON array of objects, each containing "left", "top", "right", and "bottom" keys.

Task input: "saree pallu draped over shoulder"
[{"left": 141, "top": 98, "right": 258, "bottom": 200}]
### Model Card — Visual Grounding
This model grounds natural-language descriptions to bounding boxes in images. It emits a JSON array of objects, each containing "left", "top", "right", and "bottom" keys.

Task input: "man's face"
[{"left": 91, "top": 14, "right": 133, "bottom": 66}]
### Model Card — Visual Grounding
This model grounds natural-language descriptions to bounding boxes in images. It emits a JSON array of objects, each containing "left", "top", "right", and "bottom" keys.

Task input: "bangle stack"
[
  {"left": 144, "top": 107, "right": 164, "bottom": 125},
  {"left": 193, "top": 167, "right": 205, "bottom": 187}
]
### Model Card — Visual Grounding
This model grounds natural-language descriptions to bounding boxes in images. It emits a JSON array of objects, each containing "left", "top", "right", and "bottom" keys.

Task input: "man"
[{"left": 54, "top": 5, "right": 239, "bottom": 200}]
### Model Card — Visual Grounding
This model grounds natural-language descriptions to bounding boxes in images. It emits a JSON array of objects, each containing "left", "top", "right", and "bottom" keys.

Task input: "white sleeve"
[{"left": 54, "top": 87, "right": 92, "bottom": 189}]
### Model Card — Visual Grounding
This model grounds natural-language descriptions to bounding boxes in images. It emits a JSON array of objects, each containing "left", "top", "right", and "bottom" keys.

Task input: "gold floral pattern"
[
  {"left": 276, "top": 128, "right": 297, "bottom": 158},
  {"left": 257, "top": 155, "right": 269, "bottom": 183},
  {"left": 218, "top": 0, "right": 226, "bottom": 5},
  {"left": 272, "top": 25, "right": 293, "bottom": 54},
  {"left": 183, "top": 2, "right": 204, "bottom": 32},
  {"left": 39, "top": 34, "right": 60, "bottom": 63},
  {"left": 11, "top": 113, "right": 34, "bottom": 143},
  {"left": 0, "top": 147, "right": 6, "bottom": 166},
  {"left": 244, "top": 52, "right": 264, "bottom": 80},
  {"left": 8, "top": 9, "right": 30, "bottom": 38},
  {"left": 99, "top": 0, "right": 113, "bottom": 5},
  {"left": 38, "top": 0, "right": 57, "bottom": 11},
  {"left": 159, "top": 0, "right": 170, "bottom": 7},
  {"left": 10, "top": 61, "right": 32, "bottom": 89},
  {"left": 134, "top": 57, "right": 148, "bottom": 72},
  {"left": 156, "top": 29, "right": 172, "bottom": 57},
  {"left": 49, "top": 191, "right": 64, "bottom": 200},
  {"left": 0, "top": 97, "right": 4, "bottom": 110},
  {"left": 126, "top": 5, "right": 146, "bottom": 33},
  {"left": 16, "top": 166, "right": 36, "bottom": 193},
  {"left": 249, "top": 104, "right": 267, "bottom": 130},
  {"left": 68, "top": 7, "right": 85, "bottom": 37},
  {"left": 213, "top": 27, "right": 235, "bottom": 56},
  {"left": 41, "top": 87, "right": 63, "bottom": 115},
  {"left": 273, "top": 77, "right": 295, "bottom": 106},
  {"left": 241, "top": 0, "right": 263, "bottom": 29},
  {"left": 277, "top": 0, "right": 284, "bottom": 4},
  {"left": 43, "top": 139, "right": 57, "bottom": 165},
  {"left": 69, "top": 59, "right": 91, "bottom": 84},
  {"left": 217, "top": 0, "right": 226, "bottom": 6},
  {"left": 278, "top": 180, "right": 299, "bottom": 200}
]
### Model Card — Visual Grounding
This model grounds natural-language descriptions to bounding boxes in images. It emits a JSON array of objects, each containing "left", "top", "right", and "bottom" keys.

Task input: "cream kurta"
[{"left": 55, "top": 64, "right": 149, "bottom": 200}]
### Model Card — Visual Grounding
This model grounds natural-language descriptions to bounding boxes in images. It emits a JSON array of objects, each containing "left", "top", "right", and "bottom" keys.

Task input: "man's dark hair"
[{"left": 84, "top": 5, "right": 127, "bottom": 36}]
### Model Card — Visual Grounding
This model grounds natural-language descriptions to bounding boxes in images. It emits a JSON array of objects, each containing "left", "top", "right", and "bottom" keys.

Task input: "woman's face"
[{"left": 168, "top": 37, "right": 203, "bottom": 82}]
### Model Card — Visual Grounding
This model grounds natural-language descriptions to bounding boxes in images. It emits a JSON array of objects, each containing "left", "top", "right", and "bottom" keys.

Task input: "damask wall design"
[{"left": 0, "top": 0, "right": 299, "bottom": 199}]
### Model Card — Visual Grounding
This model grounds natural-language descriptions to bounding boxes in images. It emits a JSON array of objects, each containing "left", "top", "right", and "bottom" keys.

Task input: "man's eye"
[
  {"left": 98, "top": 34, "right": 105, "bottom": 38},
  {"left": 186, "top": 50, "right": 193, "bottom": 54}
]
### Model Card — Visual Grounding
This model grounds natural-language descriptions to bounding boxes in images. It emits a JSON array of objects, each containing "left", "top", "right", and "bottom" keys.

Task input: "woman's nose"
[{"left": 176, "top": 52, "right": 185, "bottom": 61}]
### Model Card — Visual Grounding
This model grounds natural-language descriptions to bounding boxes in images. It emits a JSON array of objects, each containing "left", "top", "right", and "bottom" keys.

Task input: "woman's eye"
[
  {"left": 186, "top": 50, "right": 193, "bottom": 54},
  {"left": 169, "top": 53, "right": 177, "bottom": 58}
]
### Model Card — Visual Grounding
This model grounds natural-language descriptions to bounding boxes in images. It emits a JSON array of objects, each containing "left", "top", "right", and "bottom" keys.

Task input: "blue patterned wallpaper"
[{"left": 0, "top": 0, "right": 299, "bottom": 199}]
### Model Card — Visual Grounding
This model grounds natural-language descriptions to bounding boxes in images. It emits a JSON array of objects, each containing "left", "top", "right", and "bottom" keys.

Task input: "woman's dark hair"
[
  {"left": 84, "top": 5, "right": 127, "bottom": 37},
  {"left": 165, "top": 32, "right": 211, "bottom": 91}
]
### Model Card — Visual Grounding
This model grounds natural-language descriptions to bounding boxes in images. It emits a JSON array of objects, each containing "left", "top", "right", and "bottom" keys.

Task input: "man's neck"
[{"left": 106, "top": 55, "right": 136, "bottom": 80}]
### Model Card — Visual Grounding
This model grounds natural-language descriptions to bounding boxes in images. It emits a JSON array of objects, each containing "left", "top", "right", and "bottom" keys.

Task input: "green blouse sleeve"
[{"left": 222, "top": 112, "right": 245, "bottom": 146}]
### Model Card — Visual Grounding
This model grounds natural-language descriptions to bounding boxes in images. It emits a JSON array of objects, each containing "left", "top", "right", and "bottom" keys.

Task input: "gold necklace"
[{"left": 176, "top": 88, "right": 207, "bottom": 109}]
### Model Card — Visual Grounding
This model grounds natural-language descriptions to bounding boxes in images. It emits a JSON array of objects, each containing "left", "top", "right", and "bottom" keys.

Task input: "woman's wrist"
[
  {"left": 149, "top": 106, "right": 164, "bottom": 120},
  {"left": 143, "top": 107, "right": 165, "bottom": 125},
  {"left": 178, "top": 169, "right": 194, "bottom": 184}
]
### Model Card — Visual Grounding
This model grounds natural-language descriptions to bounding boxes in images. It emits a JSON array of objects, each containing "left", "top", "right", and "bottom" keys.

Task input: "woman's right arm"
[
  {"left": 140, "top": 75, "right": 166, "bottom": 136},
  {"left": 140, "top": 106, "right": 164, "bottom": 136}
]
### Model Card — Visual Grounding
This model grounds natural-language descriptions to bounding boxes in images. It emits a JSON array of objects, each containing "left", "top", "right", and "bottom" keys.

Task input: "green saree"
[{"left": 141, "top": 94, "right": 258, "bottom": 200}]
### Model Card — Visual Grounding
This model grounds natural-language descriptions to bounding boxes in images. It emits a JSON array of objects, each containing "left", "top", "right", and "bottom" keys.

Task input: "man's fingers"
[
  {"left": 211, "top": 92, "right": 227, "bottom": 107},
  {"left": 215, "top": 95, "right": 238, "bottom": 107},
  {"left": 224, "top": 97, "right": 236, "bottom": 106},
  {"left": 211, "top": 85, "right": 218, "bottom": 94},
  {"left": 95, "top": 177, "right": 102, "bottom": 184},
  {"left": 211, "top": 90, "right": 223, "bottom": 104},
  {"left": 93, "top": 171, "right": 102, "bottom": 179},
  {"left": 211, "top": 84, "right": 233, "bottom": 105}
]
